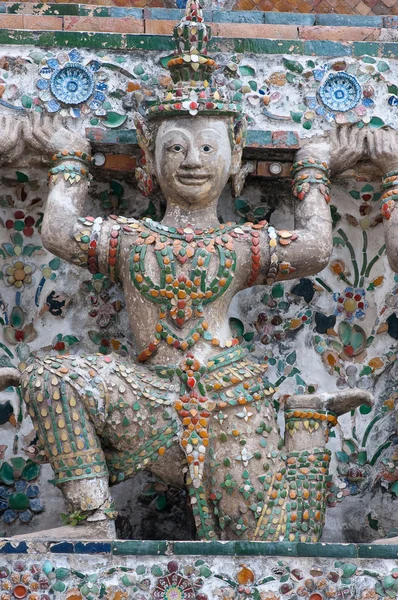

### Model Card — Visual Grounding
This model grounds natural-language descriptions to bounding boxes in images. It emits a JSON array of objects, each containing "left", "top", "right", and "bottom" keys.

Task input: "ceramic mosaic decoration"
[{"left": 0, "top": 2, "right": 376, "bottom": 543}]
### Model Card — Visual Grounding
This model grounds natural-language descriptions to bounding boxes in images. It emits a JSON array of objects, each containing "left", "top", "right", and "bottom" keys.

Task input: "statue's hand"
[
  {"left": 24, "top": 112, "right": 90, "bottom": 158},
  {"left": 366, "top": 128, "right": 398, "bottom": 174},
  {"left": 329, "top": 126, "right": 365, "bottom": 174},
  {"left": 295, "top": 136, "right": 330, "bottom": 165},
  {"left": 0, "top": 115, "right": 25, "bottom": 164}
]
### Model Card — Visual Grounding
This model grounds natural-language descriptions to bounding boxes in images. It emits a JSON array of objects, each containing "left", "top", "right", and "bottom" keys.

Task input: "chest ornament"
[{"left": 130, "top": 219, "right": 256, "bottom": 361}]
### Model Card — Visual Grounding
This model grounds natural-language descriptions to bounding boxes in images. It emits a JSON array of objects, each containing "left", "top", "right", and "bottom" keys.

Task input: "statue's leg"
[
  {"left": 21, "top": 357, "right": 116, "bottom": 536},
  {"left": 209, "top": 400, "right": 331, "bottom": 542},
  {"left": 208, "top": 398, "right": 284, "bottom": 540}
]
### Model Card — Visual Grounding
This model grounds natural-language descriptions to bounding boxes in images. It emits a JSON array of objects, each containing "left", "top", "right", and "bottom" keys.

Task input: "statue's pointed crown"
[{"left": 146, "top": 0, "right": 242, "bottom": 119}]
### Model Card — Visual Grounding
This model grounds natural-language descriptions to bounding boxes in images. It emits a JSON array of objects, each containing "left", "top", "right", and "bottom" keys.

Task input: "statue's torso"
[{"left": 114, "top": 218, "right": 268, "bottom": 366}]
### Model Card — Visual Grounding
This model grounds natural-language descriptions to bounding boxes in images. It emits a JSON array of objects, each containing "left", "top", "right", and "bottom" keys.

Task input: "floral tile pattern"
[{"left": 1, "top": 554, "right": 398, "bottom": 600}]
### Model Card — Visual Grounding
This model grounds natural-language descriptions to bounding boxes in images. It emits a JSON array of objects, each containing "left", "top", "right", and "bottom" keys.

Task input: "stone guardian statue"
[{"left": 0, "top": 2, "right": 372, "bottom": 541}]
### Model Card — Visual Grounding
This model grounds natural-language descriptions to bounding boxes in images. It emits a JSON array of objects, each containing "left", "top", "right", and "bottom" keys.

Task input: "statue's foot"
[
  {"left": 10, "top": 518, "right": 116, "bottom": 541},
  {"left": 285, "top": 388, "right": 373, "bottom": 416}
]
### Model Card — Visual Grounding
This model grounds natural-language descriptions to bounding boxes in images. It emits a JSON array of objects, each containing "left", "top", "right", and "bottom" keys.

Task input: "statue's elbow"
[
  {"left": 41, "top": 220, "right": 62, "bottom": 257},
  {"left": 384, "top": 228, "right": 398, "bottom": 273},
  {"left": 313, "top": 237, "right": 333, "bottom": 274},
  {"left": 387, "top": 250, "right": 398, "bottom": 274}
]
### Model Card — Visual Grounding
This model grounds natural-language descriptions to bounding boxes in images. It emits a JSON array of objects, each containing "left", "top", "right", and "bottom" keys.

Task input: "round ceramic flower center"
[
  {"left": 344, "top": 298, "right": 357, "bottom": 313},
  {"left": 166, "top": 588, "right": 182, "bottom": 600},
  {"left": 50, "top": 62, "right": 95, "bottom": 105},
  {"left": 318, "top": 72, "right": 361, "bottom": 112},
  {"left": 67, "top": 80, "right": 79, "bottom": 93},
  {"left": 13, "top": 269, "right": 26, "bottom": 281}
]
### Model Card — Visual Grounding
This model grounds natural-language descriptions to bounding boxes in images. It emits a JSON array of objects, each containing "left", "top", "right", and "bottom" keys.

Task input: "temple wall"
[{"left": 0, "top": 3, "right": 397, "bottom": 558}]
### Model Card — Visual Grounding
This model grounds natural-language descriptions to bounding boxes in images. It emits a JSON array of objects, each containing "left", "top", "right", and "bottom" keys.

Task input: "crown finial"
[
  {"left": 168, "top": 1, "right": 214, "bottom": 84},
  {"left": 145, "top": 3, "right": 242, "bottom": 119}
]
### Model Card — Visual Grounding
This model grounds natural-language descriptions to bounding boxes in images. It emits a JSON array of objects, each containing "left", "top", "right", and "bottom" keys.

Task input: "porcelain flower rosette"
[{"left": 34, "top": 48, "right": 109, "bottom": 118}]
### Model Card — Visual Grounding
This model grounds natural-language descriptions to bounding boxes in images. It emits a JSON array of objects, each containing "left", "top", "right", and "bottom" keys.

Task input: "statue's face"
[{"left": 154, "top": 116, "right": 234, "bottom": 207}]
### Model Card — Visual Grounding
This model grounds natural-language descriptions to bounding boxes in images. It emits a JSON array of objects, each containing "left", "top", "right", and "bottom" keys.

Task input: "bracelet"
[
  {"left": 51, "top": 150, "right": 92, "bottom": 166},
  {"left": 48, "top": 164, "right": 92, "bottom": 185},
  {"left": 382, "top": 174, "right": 398, "bottom": 191},
  {"left": 291, "top": 158, "right": 330, "bottom": 178},
  {"left": 266, "top": 226, "right": 278, "bottom": 285},
  {"left": 383, "top": 168, "right": 398, "bottom": 179},
  {"left": 285, "top": 408, "right": 337, "bottom": 426},
  {"left": 380, "top": 189, "right": 398, "bottom": 220},
  {"left": 292, "top": 172, "right": 331, "bottom": 203},
  {"left": 279, "top": 261, "right": 296, "bottom": 276}
]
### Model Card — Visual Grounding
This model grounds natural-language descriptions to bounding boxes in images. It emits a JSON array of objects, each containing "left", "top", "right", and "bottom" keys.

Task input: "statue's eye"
[
  {"left": 171, "top": 144, "right": 183, "bottom": 152},
  {"left": 201, "top": 145, "right": 213, "bottom": 153}
]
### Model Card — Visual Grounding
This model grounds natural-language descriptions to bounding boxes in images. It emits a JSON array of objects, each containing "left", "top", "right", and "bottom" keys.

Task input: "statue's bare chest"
[{"left": 130, "top": 222, "right": 239, "bottom": 329}]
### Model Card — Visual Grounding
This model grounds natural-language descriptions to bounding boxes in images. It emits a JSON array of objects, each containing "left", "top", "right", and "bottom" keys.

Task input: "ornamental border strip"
[
  {"left": 0, "top": 30, "right": 398, "bottom": 58},
  {"left": 3, "top": 5, "right": 398, "bottom": 31},
  {"left": 86, "top": 128, "right": 300, "bottom": 150},
  {"left": 0, "top": 539, "right": 398, "bottom": 558}
]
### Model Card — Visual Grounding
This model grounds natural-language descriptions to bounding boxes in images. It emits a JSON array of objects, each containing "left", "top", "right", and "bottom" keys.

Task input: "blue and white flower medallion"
[
  {"left": 34, "top": 49, "right": 110, "bottom": 117},
  {"left": 50, "top": 62, "right": 95, "bottom": 106},
  {"left": 318, "top": 72, "right": 361, "bottom": 112}
]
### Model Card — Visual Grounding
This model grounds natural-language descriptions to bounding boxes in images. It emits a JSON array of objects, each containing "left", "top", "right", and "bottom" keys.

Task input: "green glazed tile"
[
  {"left": 245, "top": 39, "right": 303, "bottom": 55},
  {"left": 126, "top": 34, "right": 174, "bottom": 51},
  {"left": 43, "top": 4, "right": 80, "bottom": 15},
  {"left": 174, "top": 541, "right": 236, "bottom": 556},
  {"left": 209, "top": 37, "right": 239, "bottom": 53},
  {"left": 86, "top": 128, "right": 137, "bottom": 144},
  {"left": 247, "top": 130, "right": 273, "bottom": 146},
  {"left": 296, "top": 542, "right": 357, "bottom": 558},
  {"left": 304, "top": 40, "right": 352, "bottom": 57},
  {"left": 79, "top": 6, "right": 111, "bottom": 16},
  {"left": 112, "top": 540, "right": 168, "bottom": 555},
  {"left": 236, "top": 542, "right": 298, "bottom": 556},
  {"left": 5, "top": 3, "right": 22, "bottom": 14},
  {"left": 53, "top": 31, "right": 125, "bottom": 50},
  {"left": 0, "top": 29, "right": 54, "bottom": 45},
  {"left": 353, "top": 41, "right": 380, "bottom": 57},
  {"left": 381, "top": 43, "right": 398, "bottom": 58},
  {"left": 358, "top": 544, "right": 398, "bottom": 559}
]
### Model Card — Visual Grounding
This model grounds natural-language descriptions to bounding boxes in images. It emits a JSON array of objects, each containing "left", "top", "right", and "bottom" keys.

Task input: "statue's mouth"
[{"left": 177, "top": 173, "right": 209, "bottom": 185}]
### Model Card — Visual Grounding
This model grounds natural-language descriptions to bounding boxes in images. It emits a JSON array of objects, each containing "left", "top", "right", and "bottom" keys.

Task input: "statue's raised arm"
[
  {"left": 367, "top": 128, "right": 398, "bottom": 271},
  {"left": 0, "top": 115, "right": 25, "bottom": 165},
  {"left": 24, "top": 113, "right": 118, "bottom": 278},
  {"left": 266, "top": 127, "right": 366, "bottom": 284}
]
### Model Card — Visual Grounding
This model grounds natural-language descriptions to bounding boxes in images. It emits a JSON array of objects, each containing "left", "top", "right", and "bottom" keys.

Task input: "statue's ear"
[
  {"left": 134, "top": 114, "right": 157, "bottom": 196},
  {"left": 230, "top": 116, "right": 254, "bottom": 197},
  {"left": 231, "top": 145, "right": 243, "bottom": 176},
  {"left": 230, "top": 117, "right": 246, "bottom": 175}
]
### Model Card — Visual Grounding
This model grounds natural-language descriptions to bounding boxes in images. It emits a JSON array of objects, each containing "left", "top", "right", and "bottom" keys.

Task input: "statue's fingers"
[
  {"left": 340, "top": 125, "right": 349, "bottom": 150},
  {"left": 388, "top": 129, "right": 397, "bottom": 156}
]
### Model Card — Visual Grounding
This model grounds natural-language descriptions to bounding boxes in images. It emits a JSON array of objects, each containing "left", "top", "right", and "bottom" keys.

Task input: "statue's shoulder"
[
  {"left": 228, "top": 220, "right": 269, "bottom": 241},
  {"left": 108, "top": 215, "right": 144, "bottom": 235}
]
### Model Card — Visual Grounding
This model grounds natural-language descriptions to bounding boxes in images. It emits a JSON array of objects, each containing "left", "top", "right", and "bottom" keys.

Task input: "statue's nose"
[{"left": 182, "top": 146, "right": 201, "bottom": 168}]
